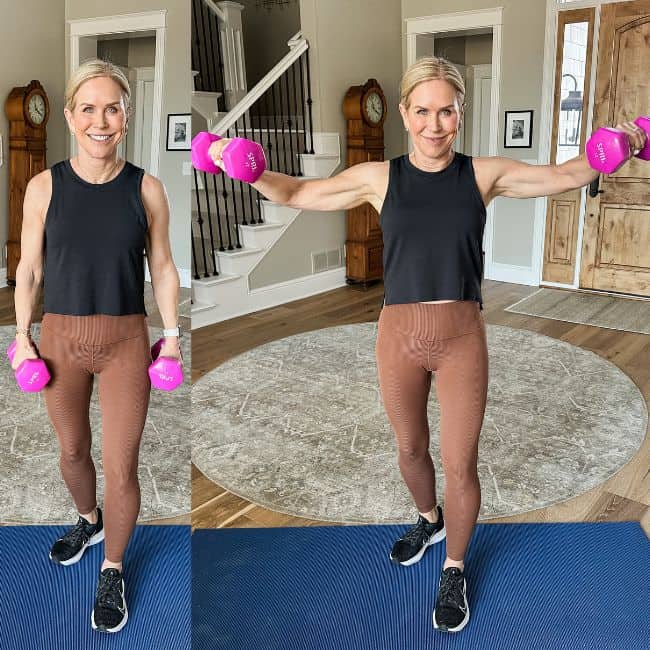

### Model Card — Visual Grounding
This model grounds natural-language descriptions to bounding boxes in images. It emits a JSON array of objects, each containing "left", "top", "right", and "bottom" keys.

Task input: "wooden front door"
[{"left": 579, "top": 0, "right": 650, "bottom": 296}]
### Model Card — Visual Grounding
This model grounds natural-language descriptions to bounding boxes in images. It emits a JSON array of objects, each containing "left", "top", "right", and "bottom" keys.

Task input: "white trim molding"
[{"left": 68, "top": 10, "right": 167, "bottom": 177}]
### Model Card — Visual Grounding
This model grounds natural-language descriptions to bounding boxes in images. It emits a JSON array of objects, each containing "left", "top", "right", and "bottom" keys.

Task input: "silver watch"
[{"left": 163, "top": 325, "right": 182, "bottom": 338}]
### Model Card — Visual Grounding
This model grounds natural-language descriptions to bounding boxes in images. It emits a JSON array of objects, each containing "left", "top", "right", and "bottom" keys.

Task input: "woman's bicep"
[
  {"left": 18, "top": 175, "right": 47, "bottom": 270},
  {"left": 142, "top": 175, "right": 173, "bottom": 269}
]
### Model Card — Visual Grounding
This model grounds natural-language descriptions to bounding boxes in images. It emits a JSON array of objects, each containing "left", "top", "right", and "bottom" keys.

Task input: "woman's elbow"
[{"left": 15, "top": 260, "right": 42, "bottom": 288}]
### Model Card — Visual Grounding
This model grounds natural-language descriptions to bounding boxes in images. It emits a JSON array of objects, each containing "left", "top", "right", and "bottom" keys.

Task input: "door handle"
[{"left": 588, "top": 177, "right": 604, "bottom": 198}]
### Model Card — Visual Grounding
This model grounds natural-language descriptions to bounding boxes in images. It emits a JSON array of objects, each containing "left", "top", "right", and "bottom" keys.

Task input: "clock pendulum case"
[
  {"left": 4, "top": 80, "right": 50, "bottom": 285},
  {"left": 342, "top": 79, "right": 387, "bottom": 287}
]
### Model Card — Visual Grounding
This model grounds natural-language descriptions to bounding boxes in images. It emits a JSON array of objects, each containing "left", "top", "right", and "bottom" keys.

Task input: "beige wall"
[
  {"left": 403, "top": 0, "right": 547, "bottom": 269},
  {"left": 1, "top": 1, "right": 67, "bottom": 271},
  {"left": 251, "top": 0, "right": 403, "bottom": 289},
  {"left": 67, "top": 0, "right": 191, "bottom": 274},
  {"left": 239, "top": 0, "right": 301, "bottom": 89}
]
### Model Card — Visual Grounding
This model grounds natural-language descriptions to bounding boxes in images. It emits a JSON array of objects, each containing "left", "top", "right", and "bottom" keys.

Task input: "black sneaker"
[
  {"left": 49, "top": 508, "right": 104, "bottom": 566},
  {"left": 433, "top": 566, "right": 470, "bottom": 632},
  {"left": 91, "top": 568, "right": 128, "bottom": 633},
  {"left": 389, "top": 505, "right": 446, "bottom": 566}
]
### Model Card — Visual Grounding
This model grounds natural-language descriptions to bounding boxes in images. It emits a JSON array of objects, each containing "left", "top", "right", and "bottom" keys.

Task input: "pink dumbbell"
[
  {"left": 148, "top": 338, "right": 183, "bottom": 391},
  {"left": 586, "top": 116, "right": 650, "bottom": 174},
  {"left": 6, "top": 340, "right": 51, "bottom": 392},
  {"left": 191, "top": 132, "right": 267, "bottom": 183}
]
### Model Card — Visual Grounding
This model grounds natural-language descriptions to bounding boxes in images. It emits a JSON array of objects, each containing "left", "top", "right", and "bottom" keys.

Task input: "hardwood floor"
[
  {"left": 192, "top": 280, "right": 650, "bottom": 535},
  {"left": 0, "top": 282, "right": 191, "bottom": 526}
]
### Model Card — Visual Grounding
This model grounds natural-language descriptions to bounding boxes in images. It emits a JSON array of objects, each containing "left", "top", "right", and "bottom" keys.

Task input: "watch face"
[
  {"left": 28, "top": 94, "right": 46, "bottom": 125},
  {"left": 365, "top": 92, "right": 384, "bottom": 124}
]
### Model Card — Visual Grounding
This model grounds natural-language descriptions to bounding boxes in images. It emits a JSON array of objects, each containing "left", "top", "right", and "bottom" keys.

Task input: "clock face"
[
  {"left": 28, "top": 94, "right": 46, "bottom": 125},
  {"left": 365, "top": 92, "right": 384, "bottom": 124}
]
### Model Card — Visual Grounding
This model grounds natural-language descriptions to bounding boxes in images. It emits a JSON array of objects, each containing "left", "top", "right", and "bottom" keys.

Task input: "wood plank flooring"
[
  {"left": 0, "top": 282, "right": 191, "bottom": 526},
  {"left": 192, "top": 280, "right": 650, "bottom": 536}
]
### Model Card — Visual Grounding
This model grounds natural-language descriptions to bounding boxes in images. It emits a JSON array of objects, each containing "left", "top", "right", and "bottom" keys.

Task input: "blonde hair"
[
  {"left": 65, "top": 58, "right": 131, "bottom": 121},
  {"left": 400, "top": 56, "right": 465, "bottom": 110}
]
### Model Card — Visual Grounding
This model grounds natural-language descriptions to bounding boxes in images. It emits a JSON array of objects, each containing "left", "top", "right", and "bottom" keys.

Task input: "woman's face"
[
  {"left": 399, "top": 79, "right": 463, "bottom": 160},
  {"left": 64, "top": 76, "right": 128, "bottom": 159}
]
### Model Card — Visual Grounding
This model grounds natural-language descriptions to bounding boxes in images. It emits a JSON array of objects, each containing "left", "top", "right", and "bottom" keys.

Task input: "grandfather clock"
[
  {"left": 342, "top": 79, "right": 387, "bottom": 286},
  {"left": 4, "top": 81, "right": 49, "bottom": 285}
]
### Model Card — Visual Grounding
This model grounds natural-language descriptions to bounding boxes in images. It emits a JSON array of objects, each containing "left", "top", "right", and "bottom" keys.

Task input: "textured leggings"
[
  {"left": 376, "top": 301, "right": 488, "bottom": 561},
  {"left": 39, "top": 313, "right": 151, "bottom": 563}
]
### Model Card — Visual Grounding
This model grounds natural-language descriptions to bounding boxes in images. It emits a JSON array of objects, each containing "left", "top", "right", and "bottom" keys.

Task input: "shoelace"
[
  {"left": 400, "top": 518, "right": 432, "bottom": 547},
  {"left": 438, "top": 571, "right": 465, "bottom": 609},
  {"left": 96, "top": 572, "right": 123, "bottom": 610},
  {"left": 60, "top": 517, "right": 91, "bottom": 548}
]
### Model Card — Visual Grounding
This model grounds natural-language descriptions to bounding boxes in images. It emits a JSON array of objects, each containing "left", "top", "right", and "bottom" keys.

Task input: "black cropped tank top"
[
  {"left": 379, "top": 152, "right": 486, "bottom": 308},
  {"left": 43, "top": 159, "right": 148, "bottom": 316}
]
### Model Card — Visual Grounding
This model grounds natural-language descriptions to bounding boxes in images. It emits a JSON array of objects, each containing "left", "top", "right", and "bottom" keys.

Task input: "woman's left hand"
[
  {"left": 615, "top": 121, "right": 648, "bottom": 155},
  {"left": 159, "top": 337, "right": 182, "bottom": 364}
]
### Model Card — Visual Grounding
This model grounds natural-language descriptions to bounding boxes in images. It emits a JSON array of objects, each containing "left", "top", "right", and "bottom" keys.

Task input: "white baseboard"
[
  {"left": 0, "top": 267, "right": 6, "bottom": 288},
  {"left": 207, "top": 267, "right": 347, "bottom": 325},
  {"left": 487, "top": 262, "right": 538, "bottom": 286},
  {"left": 145, "top": 263, "right": 191, "bottom": 288}
]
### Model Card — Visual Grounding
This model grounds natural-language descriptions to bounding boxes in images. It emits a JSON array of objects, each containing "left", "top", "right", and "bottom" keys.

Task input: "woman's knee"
[
  {"left": 103, "top": 462, "right": 140, "bottom": 491},
  {"left": 398, "top": 441, "right": 431, "bottom": 466},
  {"left": 59, "top": 442, "right": 92, "bottom": 467}
]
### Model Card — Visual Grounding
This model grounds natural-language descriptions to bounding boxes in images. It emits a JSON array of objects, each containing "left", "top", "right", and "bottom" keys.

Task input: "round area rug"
[
  {"left": 192, "top": 322, "right": 647, "bottom": 524},
  {"left": 0, "top": 325, "right": 190, "bottom": 524}
]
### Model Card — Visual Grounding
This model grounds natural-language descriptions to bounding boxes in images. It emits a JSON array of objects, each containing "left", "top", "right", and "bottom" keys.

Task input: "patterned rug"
[
  {"left": 0, "top": 324, "right": 191, "bottom": 524},
  {"left": 192, "top": 323, "right": 647, "bottom": 524},
  {"left": 506, "top": 288, "right": 650, "bottom": 335}
]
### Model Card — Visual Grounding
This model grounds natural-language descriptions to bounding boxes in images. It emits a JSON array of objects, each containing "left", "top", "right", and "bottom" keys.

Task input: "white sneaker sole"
[
  {"left": 49, "top": 527, "right": 105, "bottom": 566},
  {"left": 433, "top": 578, "right": 470, "bottom": 633},
  {"left": 91, "top": 579, "right": 129, "bottom": 633},
  {"left": 389, "top": 525, "right": 446, "bottom": 566}
]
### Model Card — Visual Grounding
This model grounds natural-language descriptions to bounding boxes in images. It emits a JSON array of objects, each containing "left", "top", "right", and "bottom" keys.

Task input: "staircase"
[{"left": 191, "top": 30, "right": 343, "bottom": 329}]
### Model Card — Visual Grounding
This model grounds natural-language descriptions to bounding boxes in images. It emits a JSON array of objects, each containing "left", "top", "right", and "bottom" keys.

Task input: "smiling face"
[
  {"left": 399, "top": 78, "right": 464, "bottom": 162},
  {"left": 64, "top": 76, "right": 128, "bottom": 159}
]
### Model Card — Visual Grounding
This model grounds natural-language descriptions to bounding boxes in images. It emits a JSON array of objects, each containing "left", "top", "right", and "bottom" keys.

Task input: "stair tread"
[
  {"left": 217, "top": 247, "right": 262, "bottom": 257},
  {"left": 239, "top": 222, "right": 284, "bottom": 230},
  {"left": 193, "top": 272, "right": 241, "bottom": 286}
]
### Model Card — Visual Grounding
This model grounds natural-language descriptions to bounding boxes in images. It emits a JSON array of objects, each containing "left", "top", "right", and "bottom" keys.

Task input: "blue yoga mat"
[
  {"left": 3, "top": 525, "right": 190, "bottom": 650},
  {"left": 193, "top": 522, "right": 649, "bottom": 650}
]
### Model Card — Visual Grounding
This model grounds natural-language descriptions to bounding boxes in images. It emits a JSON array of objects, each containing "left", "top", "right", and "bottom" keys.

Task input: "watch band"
[{"left": 163, "top": 326, "right": 181, "bottom": 338}]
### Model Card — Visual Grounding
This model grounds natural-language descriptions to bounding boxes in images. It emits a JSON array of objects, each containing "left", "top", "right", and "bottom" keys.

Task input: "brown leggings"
[
  {"left": 376, "top": 301, "right": 488, "bottom": 561},
  {"left": 39, "top": 313, "right": 151, "bottom": 563}
]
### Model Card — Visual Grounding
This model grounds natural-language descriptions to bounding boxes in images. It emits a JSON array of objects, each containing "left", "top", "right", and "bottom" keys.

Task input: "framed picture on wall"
[
  {"left": 504, "top": 110, "right": 533, "bottom": 148},
  {"left": 166, "top": 113, "right": 191, "bottom": 151}
]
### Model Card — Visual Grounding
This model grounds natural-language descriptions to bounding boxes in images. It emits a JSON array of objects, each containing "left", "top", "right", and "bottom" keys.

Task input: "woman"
[
  {"left": 207, "top": 56, "right": 646, "bottom": 633},
  {"left": 12, "top": 59, "right": 182, "bottom": 634}
]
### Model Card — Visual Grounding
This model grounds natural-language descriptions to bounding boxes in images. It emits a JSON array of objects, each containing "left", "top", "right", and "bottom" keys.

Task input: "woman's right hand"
[
  {"left": 208, "top": 138, "right": 232, "bottom": 171},
  {"left": 11, "top": 337, "right": 39, "bottom": 371}
]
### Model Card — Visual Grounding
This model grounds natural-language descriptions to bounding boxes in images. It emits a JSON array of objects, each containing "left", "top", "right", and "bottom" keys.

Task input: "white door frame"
[
  {"left": 68, "top": 10, "right": 167, "bottom": 177},
  {"left": 470, "top": 64, "right": 492, "bottom": 156},
  {"left": 406, "top": 8, "right": 503, "bottom": 281}
]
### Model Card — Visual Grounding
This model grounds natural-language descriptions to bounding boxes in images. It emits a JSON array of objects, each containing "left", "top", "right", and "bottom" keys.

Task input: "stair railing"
[{"left": 192, "top": 31, "right": 315, "bottom": 280}]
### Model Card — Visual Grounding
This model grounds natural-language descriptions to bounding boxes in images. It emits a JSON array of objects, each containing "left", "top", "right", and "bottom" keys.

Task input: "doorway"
[
  {"left": 406, "top": 8, "right": 503, "bottom": 280},
  {"left": 68, "top": 10, "right": 167, "bottom": 176}
]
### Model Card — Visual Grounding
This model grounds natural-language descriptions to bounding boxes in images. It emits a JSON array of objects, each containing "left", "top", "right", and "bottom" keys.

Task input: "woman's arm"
[
  {"left": 12, "top": 172, "right": 48, "bottom": 368},
  {"left": 142, "top": 174, "right": 181, "bottom": 360},
  {"left": 483, "top": 121, "right": 647, "bottom": 201},
  {"left": 207, "top": 138, "right": 384, "bottom": 211}
]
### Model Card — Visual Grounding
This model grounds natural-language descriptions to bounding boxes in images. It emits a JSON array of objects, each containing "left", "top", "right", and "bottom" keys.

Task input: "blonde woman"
[
  {"left": 207, "top": 56, "right": 646, "bottom": 632},
  {"left": 12, "top": 59, "right": 182, "bottom": 633}
]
